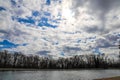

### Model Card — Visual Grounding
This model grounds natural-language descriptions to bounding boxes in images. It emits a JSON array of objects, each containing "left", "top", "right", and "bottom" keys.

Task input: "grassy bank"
[{"left": 95, "top": 76, "right": 120, "bottom": 80}]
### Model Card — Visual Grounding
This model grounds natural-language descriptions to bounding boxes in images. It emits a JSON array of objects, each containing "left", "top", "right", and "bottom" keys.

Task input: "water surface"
[{"left": 0, "top": 69, "right": 120, "bottom": 80}]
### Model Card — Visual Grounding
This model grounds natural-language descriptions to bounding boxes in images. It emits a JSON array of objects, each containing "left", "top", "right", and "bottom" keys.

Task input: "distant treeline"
[{"left": 0, "top": 50, "right": 120, "bottom": 69}]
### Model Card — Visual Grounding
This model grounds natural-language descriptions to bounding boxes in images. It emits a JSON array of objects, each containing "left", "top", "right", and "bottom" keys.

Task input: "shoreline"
[
  {"left": 0, "top": 68, "right": 120, "bottom": 71},
  {"left": 94, "top": 76, "right": 120, "bottom": 80}
]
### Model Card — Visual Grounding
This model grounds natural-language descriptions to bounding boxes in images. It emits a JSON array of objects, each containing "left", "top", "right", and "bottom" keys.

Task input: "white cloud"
[{"left": 0, "top": 0, "right": 120, "bottom": 57}]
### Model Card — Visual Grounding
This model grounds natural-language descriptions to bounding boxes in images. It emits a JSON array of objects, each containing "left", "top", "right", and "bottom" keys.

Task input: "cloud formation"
[
  {"left": 71, "top": 0, "right": 120, "bottom": 34},
  {"left": 0, "top": 0, "right": 120, "bottom": 57}
]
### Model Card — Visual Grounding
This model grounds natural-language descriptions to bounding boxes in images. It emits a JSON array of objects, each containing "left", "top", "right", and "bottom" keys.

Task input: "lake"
[{"left": 0, "top": 69, "right": 120, "bottom": 80}]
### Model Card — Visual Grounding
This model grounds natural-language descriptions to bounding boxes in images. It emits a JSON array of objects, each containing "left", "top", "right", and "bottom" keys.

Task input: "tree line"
[{"left": 0, "top": 50, "right": 120, "bottom": 69}]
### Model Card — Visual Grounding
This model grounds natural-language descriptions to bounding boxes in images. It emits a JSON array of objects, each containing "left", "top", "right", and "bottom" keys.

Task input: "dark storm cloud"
[
  {"left": 90, "top": 0, "right": 120, "bottom": 11},
  {"left": 96, "top": 38, "right": 113, "bottom": 48},
  {"left": 83, "top": 26, "right": 108, "bottom": 33},
  {"left": 105, "top": 33, "right": 120, "bottom": 42},
  {"left": 63, "top": 46, "right": 81, "bottom": 53},
  {"left": 89, "top": 0, "right": 120, "bottom": 32},
  {"left": 36, "top": 50, "right": 51, "bottom": 55},
  {"left": 95, "top": 33, "right": 120, "bottom": 48},
  {"left": 73, "top": 0, "right": 120, "bottom": 34},
  {"left": 0, "top": 27, "right": 29, "bottom": 40},
  {"left": 73, "top": 0, "right": 120, "bottom": 18},
  {"left": 0, "top": 30, "right": 8, "bottom": 34},
  {"left": 72, "top": 0, "right": 86, "bottom": 8}
]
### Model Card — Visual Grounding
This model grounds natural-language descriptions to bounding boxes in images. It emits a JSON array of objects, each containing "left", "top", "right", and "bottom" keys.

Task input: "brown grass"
[{"left": 95, "top": 76, "right": 120, "bottom": 80}]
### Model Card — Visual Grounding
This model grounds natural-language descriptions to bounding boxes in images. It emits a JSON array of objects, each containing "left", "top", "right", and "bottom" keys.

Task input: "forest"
[{"left": 0, "top": 50, "right": 120, "bottom": 69}]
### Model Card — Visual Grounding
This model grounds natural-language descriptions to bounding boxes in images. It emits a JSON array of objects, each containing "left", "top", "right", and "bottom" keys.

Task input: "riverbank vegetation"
[
  {"left": 95, "top": 76, "right": 120, "bottom": 80},
  {"left": 0, "top": 50, "right": 120, "bottom": 69}
]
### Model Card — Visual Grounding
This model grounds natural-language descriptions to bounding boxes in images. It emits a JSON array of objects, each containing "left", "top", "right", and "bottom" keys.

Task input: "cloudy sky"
[{"left": 0, "top": 0, "right": 120, "bottom": 57}]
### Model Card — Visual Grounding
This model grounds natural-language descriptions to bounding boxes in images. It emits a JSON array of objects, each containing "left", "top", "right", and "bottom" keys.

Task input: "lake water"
[{"left": 0, "top": 69, "right": 120, "bottom": 80}]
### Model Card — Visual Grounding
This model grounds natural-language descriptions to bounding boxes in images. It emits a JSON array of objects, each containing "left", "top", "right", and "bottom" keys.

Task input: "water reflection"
[{"left": 0, "top": 70, "right": 120, "bottom": 80}]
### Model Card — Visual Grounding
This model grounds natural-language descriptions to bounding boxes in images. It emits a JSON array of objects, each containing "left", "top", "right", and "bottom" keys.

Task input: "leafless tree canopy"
[{"left": 0, "top": 50, "right": 120, "bottom": 69}]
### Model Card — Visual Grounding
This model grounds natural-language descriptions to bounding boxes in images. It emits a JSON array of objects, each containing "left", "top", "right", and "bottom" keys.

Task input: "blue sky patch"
[
  {"left": 46, "top": 0, "right": 51, "bottom": 5},
  {"left": 50, "top": 19, "right": 60, "bottom": 24},
  {"left": 77, "top": 39, "right": 81, "bottom": 43},
  {"left": 11, "top": 0, "right": 17, "bottom": 6},
  {"left": 12, "top": 14, "right": 58, "bottom": 28},
  {"left": 42, "top": 37, "right": 49, "bottom": 42},
  {"left": 0, "top": 40, "right": 27, "bottom": 50},
  {"left": 93, "top": 48, "right": 102, "bottom": 54},
  {"left": 44, "top": 12, "right": 51, "bottom": 16},
  {"left": 0, "top": 40, "right": 19, "bottom": 49},
  {"left": 32, "top": 11, "right": 40, "bottom": 17},
  {"left": 60, "top": 52, "right": 65, "bottom": 56},
  {"left": 53, "top": 0, "right": 62, "bottom": 3},
  {"left": 22, "top": 43, "right": 28, "bottom": 46},
  {"left": 38, "top": 17, "right": 57, "bottom": 28},
  {"left": 0, "top": 7, "right": 6, "bottom": 11},
  {"left": 36, "top": 50, "right": 50, "bottom": 55},
  {"left": 16, "top": 17, "right": 35, "bottom": 24}
]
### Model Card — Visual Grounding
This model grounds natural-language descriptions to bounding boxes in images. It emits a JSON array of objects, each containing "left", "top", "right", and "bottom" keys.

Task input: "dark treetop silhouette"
[{"left": 0, "top": 50, "right": 120, "bottom": 69}]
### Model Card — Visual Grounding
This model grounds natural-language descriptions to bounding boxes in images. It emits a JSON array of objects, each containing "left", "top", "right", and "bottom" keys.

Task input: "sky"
[{"left": 0, "top": 0, "right": 120, "bottom": 57}]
